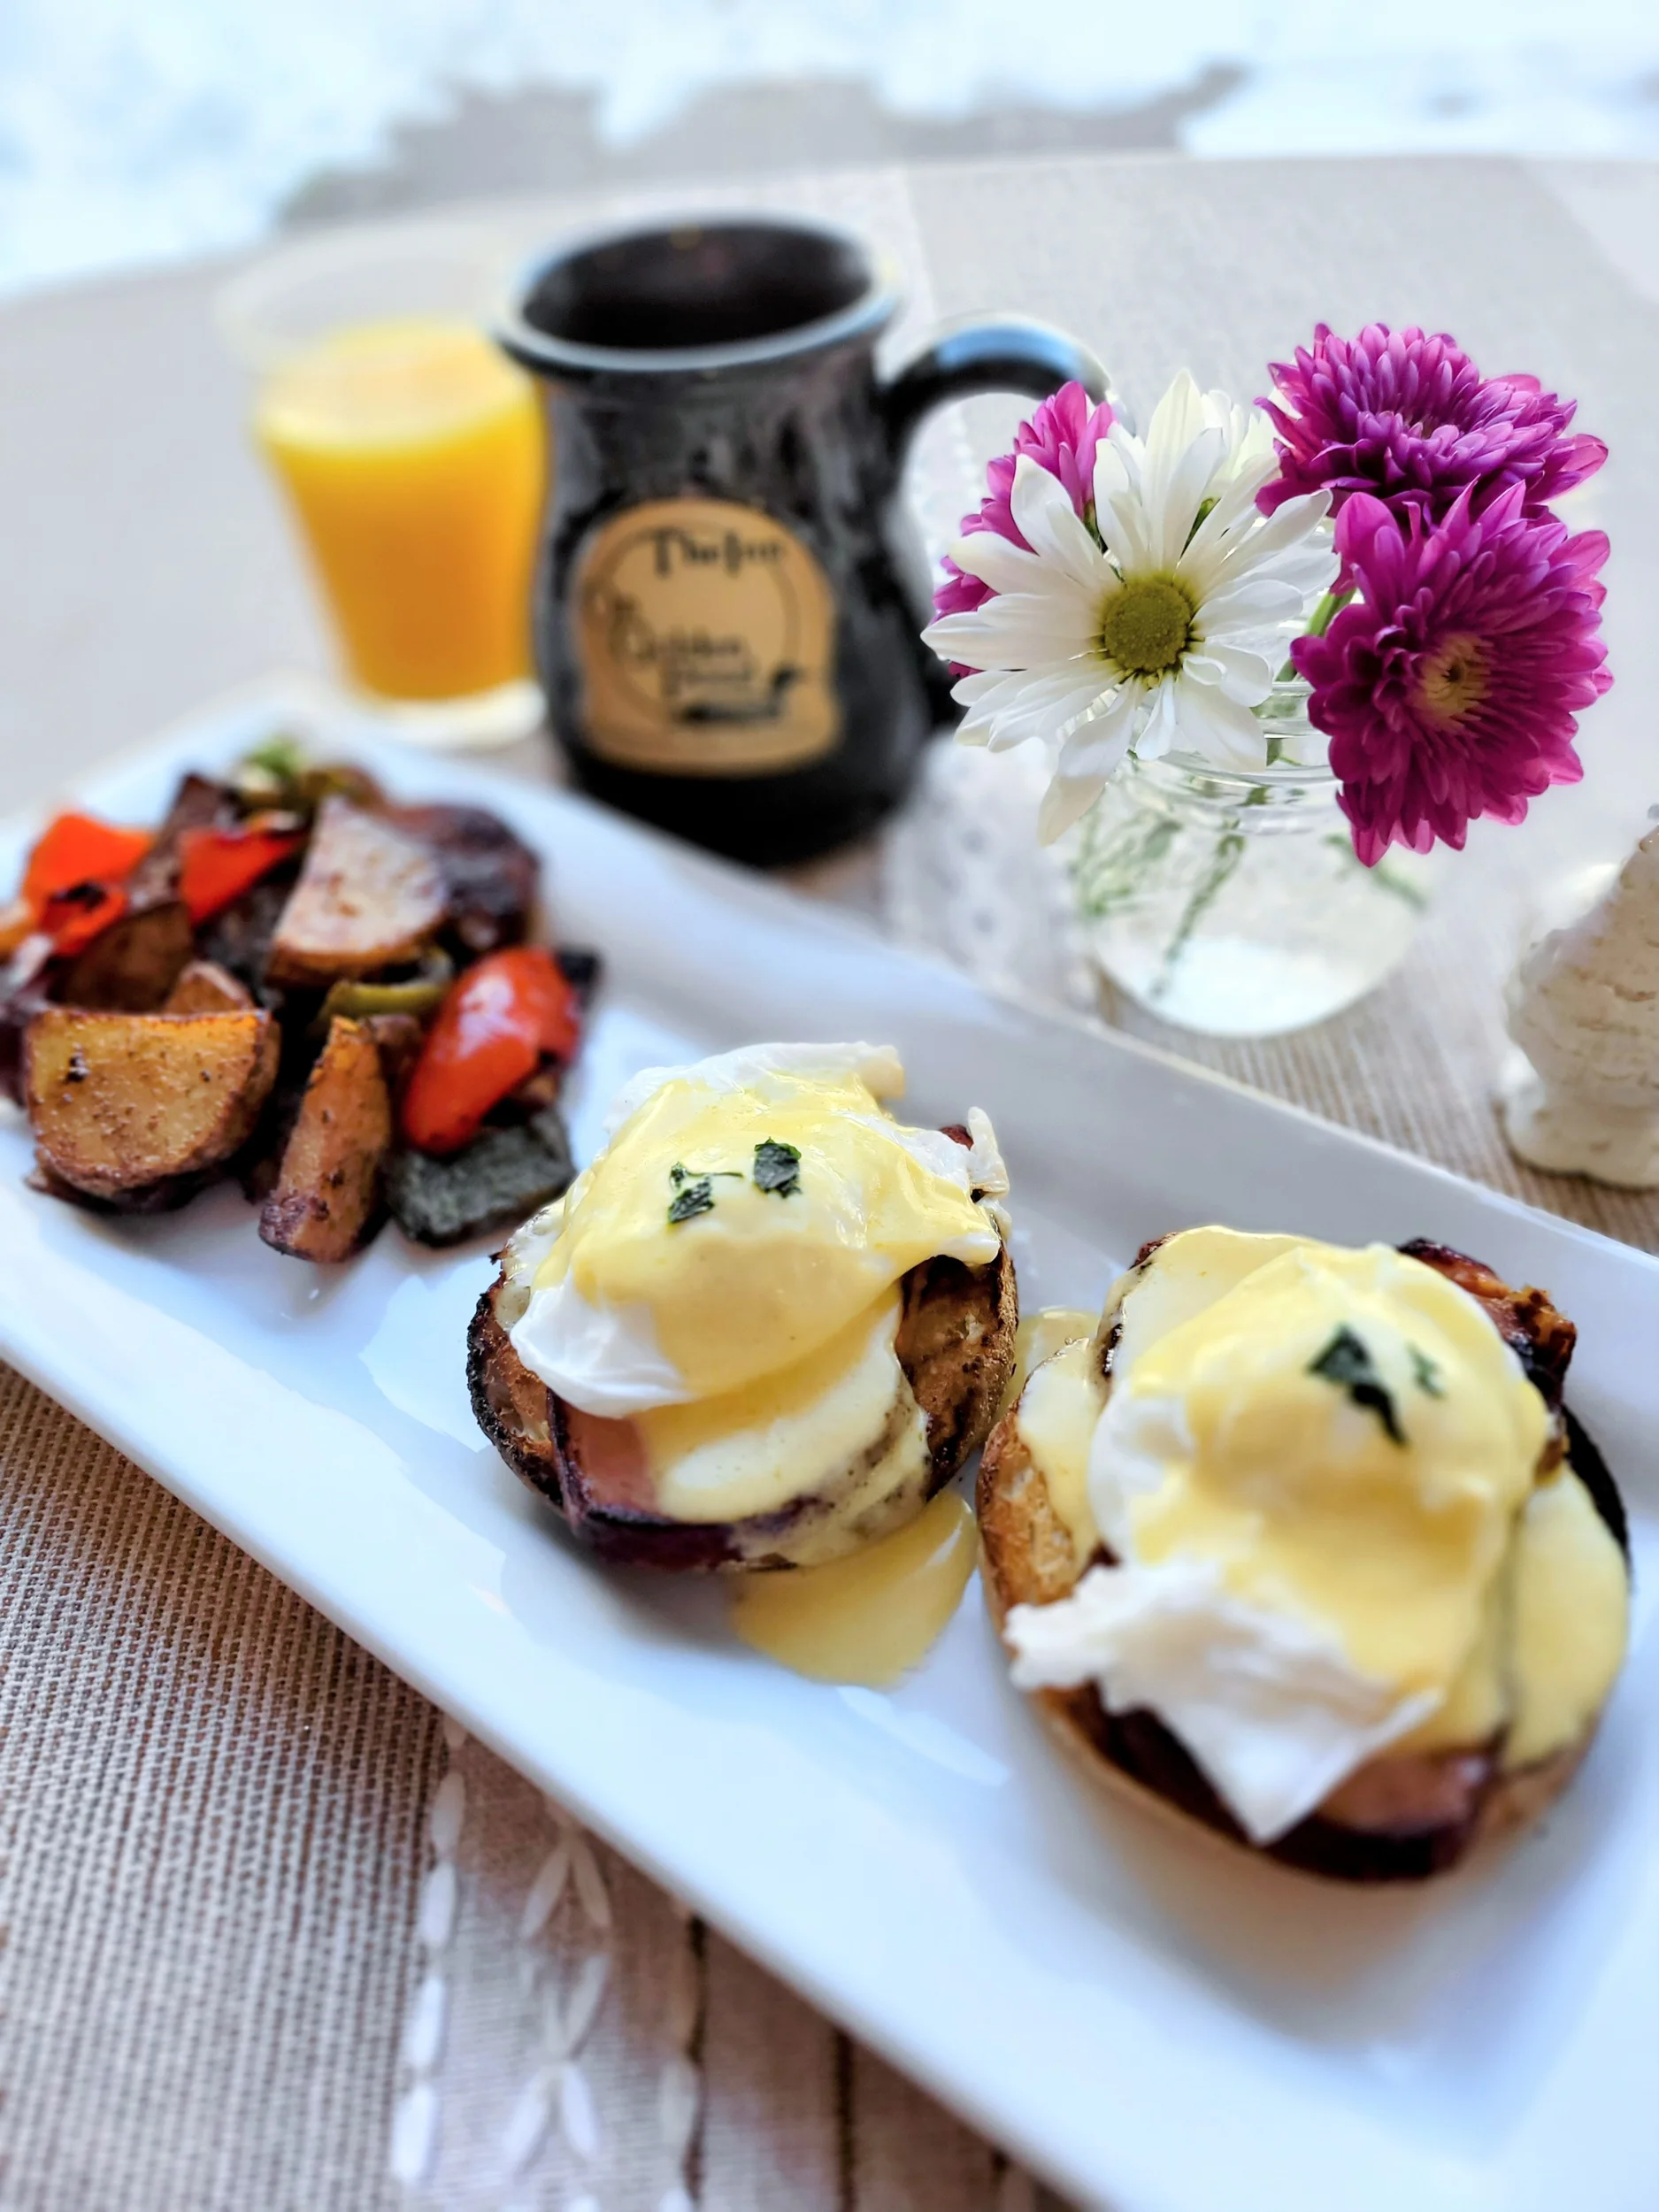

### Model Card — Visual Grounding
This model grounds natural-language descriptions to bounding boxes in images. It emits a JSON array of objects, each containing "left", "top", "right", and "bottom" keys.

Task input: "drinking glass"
[{"left": 218, "top": 224, "right": 545, "bottom": 747}]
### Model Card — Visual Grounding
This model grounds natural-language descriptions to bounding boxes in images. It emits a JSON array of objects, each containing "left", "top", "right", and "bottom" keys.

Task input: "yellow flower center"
[
  {"left": 1099, "top": 575, "right": 1194, "bottom": 678},
  {"left": 1415, "top": 634, "right": 1489, "bottom": 726}
]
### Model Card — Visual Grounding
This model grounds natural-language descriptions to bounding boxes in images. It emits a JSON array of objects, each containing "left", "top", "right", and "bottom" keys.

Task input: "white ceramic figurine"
[{"left": 1499, "top": 810, "right": 1659, "bottom": 1187}]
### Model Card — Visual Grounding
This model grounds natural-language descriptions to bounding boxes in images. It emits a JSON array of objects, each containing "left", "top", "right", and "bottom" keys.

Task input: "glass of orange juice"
[{"left": 218, "top": 225, "right": 546, "bottom": 746}]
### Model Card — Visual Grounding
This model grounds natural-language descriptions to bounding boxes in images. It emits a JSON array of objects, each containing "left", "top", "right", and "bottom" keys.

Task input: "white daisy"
[{"left": 923, "top": 372, "right": 1339, "bottom": 843}]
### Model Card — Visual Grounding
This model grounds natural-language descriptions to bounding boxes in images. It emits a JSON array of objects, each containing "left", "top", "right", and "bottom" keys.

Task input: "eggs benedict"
[
  {"left": 469, "top": 1043, "right": 1017, "bottom": 1569},
  {"left": 978, "top": 1226, "right": 1629, "bottom": 1881}
]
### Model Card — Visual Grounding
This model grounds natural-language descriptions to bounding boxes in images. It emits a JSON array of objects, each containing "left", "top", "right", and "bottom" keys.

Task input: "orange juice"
[{"left": 256, "top": 319, "right": 544, "bottom": 701}]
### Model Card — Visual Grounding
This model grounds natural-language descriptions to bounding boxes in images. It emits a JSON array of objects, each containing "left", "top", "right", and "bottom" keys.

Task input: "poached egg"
[{"left": 503, "top": 1044, "right": 1008, "bottom": 1540}]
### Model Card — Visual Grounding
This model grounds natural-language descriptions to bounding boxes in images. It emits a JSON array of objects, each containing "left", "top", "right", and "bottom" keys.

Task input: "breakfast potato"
[
  {"left": 265, "top": 798, "right": 447, "bottom": 987},
  {"left": 384, "top": 803, "right": 539, "bottom": 956},
  {"left": 258, "top": 1016, "right": 393, "bottom": 1263},
  {"left": 163, "top": 958, "right": 254, "bottom": 1015},
  {"left": 26, "top": 1006, "right": 279, "bottom": 1198},
  {"left": 59, "top": 772, "right": 242, "bottom": 1014},
  {"left": 57, "top": 898, "right": 194, "bottom": 1011},
  {"left": 26, "top": 1153, "right": 220, "bottom": 1216}
]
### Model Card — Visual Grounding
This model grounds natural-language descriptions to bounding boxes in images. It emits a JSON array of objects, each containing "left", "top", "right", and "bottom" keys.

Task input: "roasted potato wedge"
[
  {"left": 26, "top": 1153, "right": 219, "bottom": 1217},
  {"left": 56, "top": 898, "right": 194, "bottom": 1011},
  {"left": 265, "top": 798, "right": 446, "bottom": 987},
  {"left": 258, "top": 1016, "right": 393, "bottom": 1263},
  {"left": 246, "top": 1016, "right": 415, "bottom": 1219},
  {"left": 26, "top": 1006, "right": 278, "bottom": 1197},
  {"left": 976, "top": 1240, "right": 1626, "bottom": 1884},
  {"left": 383, "top": 803, "right": 538, "bottom": 956},
  {"left": 56, "top": 773, "right": 240, "bottom": 1017},
  {"left": 163, "top": 958, "right": 255, "bottom": 1015}
]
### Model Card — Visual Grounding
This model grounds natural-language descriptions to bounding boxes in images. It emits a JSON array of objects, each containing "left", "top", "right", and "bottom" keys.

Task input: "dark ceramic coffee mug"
[{"left": 499, "top": 215, "right": 1106, "bottom": 866}]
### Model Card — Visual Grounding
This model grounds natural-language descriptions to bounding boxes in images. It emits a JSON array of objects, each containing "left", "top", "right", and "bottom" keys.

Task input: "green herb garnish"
[
  {"left": 1309, "top": 1325, "right": 1405, "bottom": 1446},
  {"left": 752, "top": 1139, "right": 803, "bottom": 1197},
  {"left": 666, "top": 1161, "right": 741, "bottom": 1225},
  {"left": 1409, "top": 1345, "right": 1444, "bottom": 1398},
  {"left": 667, "top": 1174, "right": 714, "bottom": 1225}
]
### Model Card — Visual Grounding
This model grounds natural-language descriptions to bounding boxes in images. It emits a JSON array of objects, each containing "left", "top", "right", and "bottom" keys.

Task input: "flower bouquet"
[{"left": 923, "top": 327, "right": 1611, "bottom": 1038}]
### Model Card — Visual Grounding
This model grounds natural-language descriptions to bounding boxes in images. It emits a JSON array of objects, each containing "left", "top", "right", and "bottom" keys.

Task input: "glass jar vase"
[{"left": 1070, "top": 683, "right": 1434, "bottom": 1038}]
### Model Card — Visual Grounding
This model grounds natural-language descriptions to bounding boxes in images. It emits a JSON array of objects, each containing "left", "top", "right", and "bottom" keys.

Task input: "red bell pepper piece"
[
  {"left": 37, "top": 880, "right": 130, "bottom": 957},
  {"left": 400, "top": 948, "right": 582, "bottom": 1156},
  {"left": 176, "top": 818, "right": 306, "bottom": 924},
  {"left": 12, "top": 810, "right": 154, "bottom": 960},
  {"left": 20, "top": 811, "right": 152, "bottom": 908}
]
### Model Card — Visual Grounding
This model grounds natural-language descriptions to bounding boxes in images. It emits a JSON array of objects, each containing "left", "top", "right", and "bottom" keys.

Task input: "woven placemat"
[{"left": 0, "top": 1363, "right": 440, "bottom": 2209}]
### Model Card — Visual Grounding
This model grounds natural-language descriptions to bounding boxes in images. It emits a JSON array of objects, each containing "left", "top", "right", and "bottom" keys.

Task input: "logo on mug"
[{"left": 575, "top": 496, "right": 840, "bottom": 774}]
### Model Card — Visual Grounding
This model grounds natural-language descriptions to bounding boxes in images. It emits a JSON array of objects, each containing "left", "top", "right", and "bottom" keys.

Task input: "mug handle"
[{"left": 878, "top": 315, "right": 1111, "bottom": 475}]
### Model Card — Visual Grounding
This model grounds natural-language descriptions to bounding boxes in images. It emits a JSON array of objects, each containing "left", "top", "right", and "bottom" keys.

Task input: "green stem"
[
  {"left": 1275, "top": 586, "right": 1352, "bottom": 684},
  {"left": 1151, "top": 789, "right": 1265, "bottom": 1000},
  {"left": 1307, "top": 586, "right": 1348, "bottom": 640},
  {"left": 1322, "top": 833, "right": 1430, "bottom": 910},
  {"left": 1071, "top": 807, "right": 1180, "bottom": 920}
]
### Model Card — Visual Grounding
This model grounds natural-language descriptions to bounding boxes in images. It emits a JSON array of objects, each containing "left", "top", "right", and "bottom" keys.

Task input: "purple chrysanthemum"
[
  {"left": 1257, "top": 323, "right": 1605, "bottom": 530},
  {"left": 932, "top": 551, "right": 994, "bottom": 624},
  {"left": 1294, "top": 485, "right": 1612, "bottom": 866},
  {"left": 974, "top": 378, "right": 1112, "bottom": 542},
  {"left": 931, "top": 380, "right": 1113, "bottom": 644}
]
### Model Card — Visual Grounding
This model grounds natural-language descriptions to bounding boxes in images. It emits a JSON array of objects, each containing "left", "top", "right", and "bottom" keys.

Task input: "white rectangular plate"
[{"left": 2, "top": 696, "right": 1655, "bottom": 2212}]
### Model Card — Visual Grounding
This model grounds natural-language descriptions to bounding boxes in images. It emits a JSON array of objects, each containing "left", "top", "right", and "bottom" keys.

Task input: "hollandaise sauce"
[
  {"left": 731, "top": 1489, "right": 979, "bottom": 1686},
  {"left": 1011, "top": 1333, "right": 1107, "bottom": 1563},
  {"left": 999, "top": 1306, "right": 1098, "bottom": 1418},
  {"left": 519, "top": 1052, "right": 999, "bottom": 1408},
  {"left": 1110, "top": 1238, "right": 1548, "bottom": 1696}
]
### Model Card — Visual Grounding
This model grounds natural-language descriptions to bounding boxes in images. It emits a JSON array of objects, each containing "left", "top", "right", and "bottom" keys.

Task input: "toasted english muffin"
[{"left": 978, "top": 1237, "right": 1628, "bottom": 1884}]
